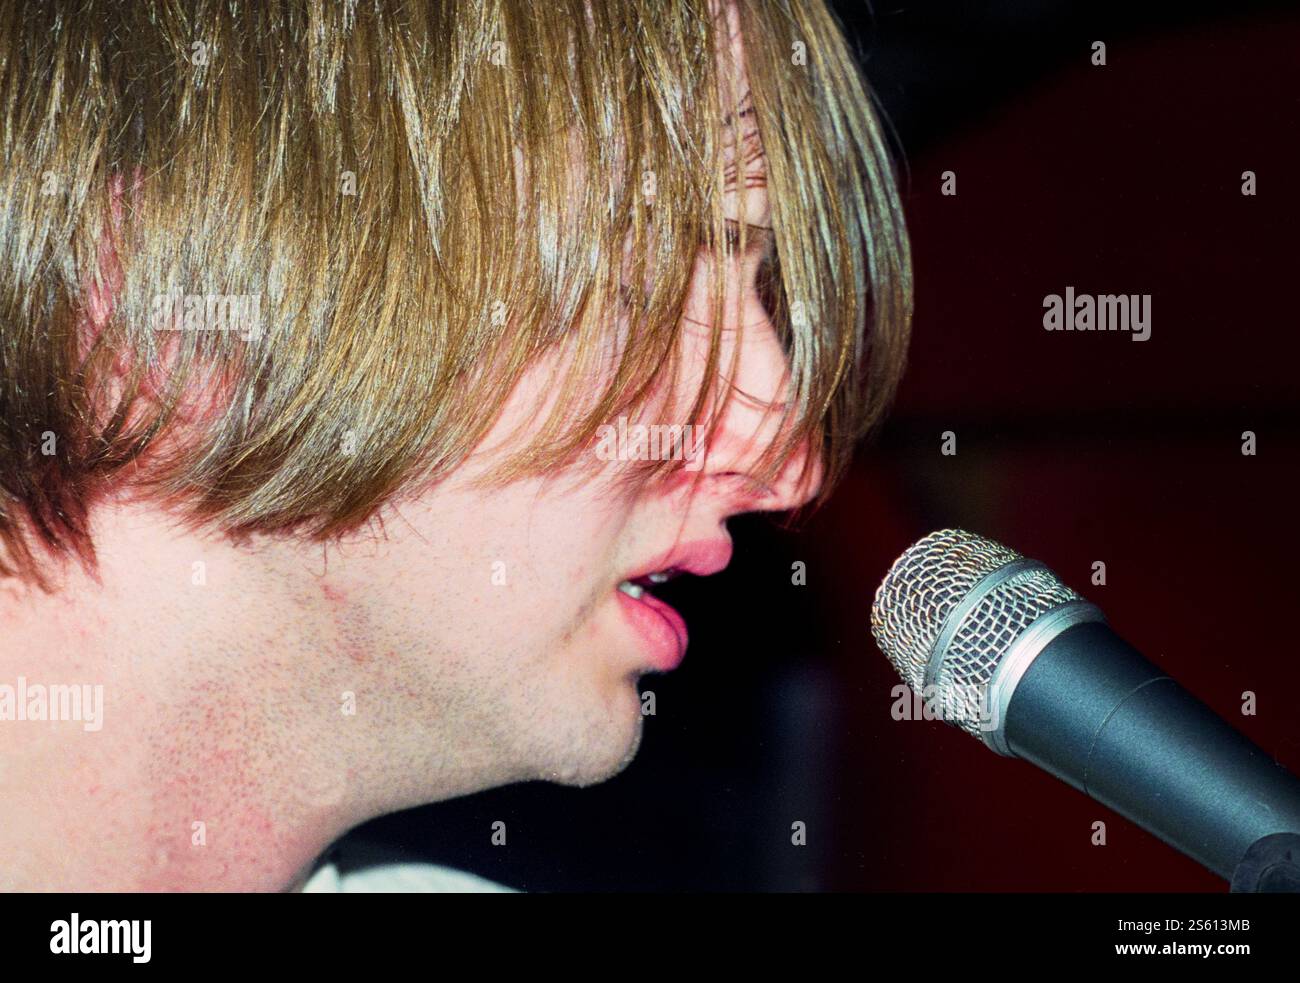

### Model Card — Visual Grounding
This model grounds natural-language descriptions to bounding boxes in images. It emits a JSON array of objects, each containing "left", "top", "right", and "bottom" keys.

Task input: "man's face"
[{"left": 312, "top": 17, "right": 822, "bottom": 803}]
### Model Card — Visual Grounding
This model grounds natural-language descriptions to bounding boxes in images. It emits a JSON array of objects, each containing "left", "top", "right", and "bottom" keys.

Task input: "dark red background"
[{"left": 811, "top": 8, "right": 1300, "bottom": 890}]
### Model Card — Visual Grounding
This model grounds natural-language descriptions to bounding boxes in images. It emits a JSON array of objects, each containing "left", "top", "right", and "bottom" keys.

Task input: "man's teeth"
[{"left": 619, "top": 570, "right": 673, "bottom": 599}]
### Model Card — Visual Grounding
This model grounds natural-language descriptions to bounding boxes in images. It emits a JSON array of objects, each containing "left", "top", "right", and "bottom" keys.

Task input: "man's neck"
[{"left": 0, "top": 503, "right": 362, "bottom": 891}]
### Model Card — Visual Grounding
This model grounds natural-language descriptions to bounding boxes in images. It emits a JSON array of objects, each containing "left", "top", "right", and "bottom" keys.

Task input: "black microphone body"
[
  {"left": 872, "top": 529, "right": 1300, "bottom": 886},
  {"left": 1006, "top": 620, "right": 1300, "bottom": 880}
]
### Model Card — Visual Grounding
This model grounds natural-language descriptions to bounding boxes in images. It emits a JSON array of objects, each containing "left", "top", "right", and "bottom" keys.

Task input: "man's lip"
[
  {"left": 615, "top": 588, "right": 687, "bottom": 671},
  {"left": 623, "top": 537, "right": 733, "bottom": 582}
]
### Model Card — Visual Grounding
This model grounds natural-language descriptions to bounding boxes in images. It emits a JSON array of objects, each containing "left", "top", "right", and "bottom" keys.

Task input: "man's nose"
[{"left": 692, "top": 291, "right": 826, "bottom": 515}]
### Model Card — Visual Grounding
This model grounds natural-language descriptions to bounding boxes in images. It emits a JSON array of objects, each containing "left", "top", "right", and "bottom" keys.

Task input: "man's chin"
[{"left": 538, "top": 684, "right": 647, "bottom": 788}]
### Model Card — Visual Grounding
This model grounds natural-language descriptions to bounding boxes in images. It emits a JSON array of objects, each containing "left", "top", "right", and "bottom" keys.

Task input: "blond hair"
[{"left": 0, "top": 0, "right": 911, "bottom": 589}]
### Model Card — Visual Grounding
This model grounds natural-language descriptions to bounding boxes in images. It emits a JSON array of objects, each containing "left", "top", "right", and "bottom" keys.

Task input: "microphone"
[{"left": 870, "top": 528, "right": 1300, "bottom": 882}]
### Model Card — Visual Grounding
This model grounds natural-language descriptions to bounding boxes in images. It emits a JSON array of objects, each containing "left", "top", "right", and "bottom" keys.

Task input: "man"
[{"left": 0, "top": 0, "right": 910, "bottom": 890}]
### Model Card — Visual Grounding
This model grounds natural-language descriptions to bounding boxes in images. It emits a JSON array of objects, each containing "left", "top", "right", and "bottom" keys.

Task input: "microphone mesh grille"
[
  {"left": 870, "top": 529, "right": 1022, "bottom": 692},
  {"left": 872, "top": 529, "right": 1090, "bottom": 736},
  {"left": 932, "top": 565, "right": 1082, "bottom": 735}
]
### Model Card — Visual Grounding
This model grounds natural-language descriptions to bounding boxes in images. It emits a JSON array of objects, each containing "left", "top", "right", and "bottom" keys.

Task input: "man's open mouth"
[
  {"left": 616, "top": 567, "right": 684, "bottom": 600},
  {"left": 612, "top": 539, "right": 732, "bottom": 671}
]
